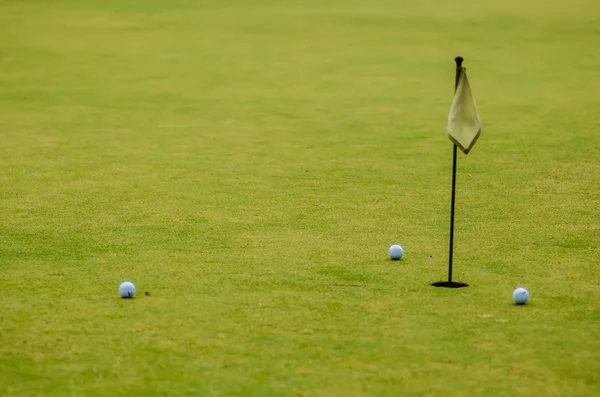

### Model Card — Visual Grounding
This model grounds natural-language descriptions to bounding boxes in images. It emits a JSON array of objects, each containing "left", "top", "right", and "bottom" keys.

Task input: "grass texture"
[{"left": 1, "top": 0, "right": 599, "bottom": 395}]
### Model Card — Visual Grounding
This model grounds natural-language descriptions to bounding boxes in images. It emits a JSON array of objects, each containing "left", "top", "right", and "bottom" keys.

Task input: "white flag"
[{"left": 447, "top": 69, "right": 481, "bottom": 154}]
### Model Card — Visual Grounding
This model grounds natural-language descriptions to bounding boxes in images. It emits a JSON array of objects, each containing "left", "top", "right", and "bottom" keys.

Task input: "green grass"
[{"left": 1, "top": 0, "right": 599, "bottom": 395}]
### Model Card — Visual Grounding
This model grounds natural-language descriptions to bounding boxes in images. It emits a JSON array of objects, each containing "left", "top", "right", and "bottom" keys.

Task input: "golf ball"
[
  {"left": 388, "top": 244, "right": 404, "bottom": 260},
  {"left": 512, "top": 287, "right": 529, "bottom": 305},
  {"left": 119, "top": 281, "right": 136, "bottom": 298}
]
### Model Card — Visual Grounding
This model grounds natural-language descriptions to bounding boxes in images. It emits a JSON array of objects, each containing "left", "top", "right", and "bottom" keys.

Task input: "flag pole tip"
[{"left": 454, "top": 56, "right": 464, "bottom": 67}]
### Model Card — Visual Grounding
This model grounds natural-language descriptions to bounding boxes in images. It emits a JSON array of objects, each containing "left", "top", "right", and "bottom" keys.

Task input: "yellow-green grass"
[{"left": 1, "top": 0, "right": 599, "bottom": 396}]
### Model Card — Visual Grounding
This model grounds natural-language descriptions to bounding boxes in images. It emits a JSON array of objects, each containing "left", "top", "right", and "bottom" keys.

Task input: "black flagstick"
[
  {"left": 432, "top": 56, "right": 468, "bottom": 288},
  {"left": 448, "top": 56, "right": 462, "bottom": 283}
]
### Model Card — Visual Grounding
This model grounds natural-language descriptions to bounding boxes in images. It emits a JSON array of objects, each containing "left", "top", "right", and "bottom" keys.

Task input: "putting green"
[{"left": 1, "top": 1, "right": 598, "bottom": 396}]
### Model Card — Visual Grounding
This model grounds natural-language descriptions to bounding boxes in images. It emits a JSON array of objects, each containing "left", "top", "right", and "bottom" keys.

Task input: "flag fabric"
[{"left": 447, "top": 68, "right": 481, "bottom": 154}]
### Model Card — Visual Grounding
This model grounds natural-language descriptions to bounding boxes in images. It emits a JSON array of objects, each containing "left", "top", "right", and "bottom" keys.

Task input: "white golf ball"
[
  {"left": 388, "top": 244, "right": 404, "bottom": 260},
  {"left": 119, "top": 281, "right": 136, "bottom": 298},
  {"left": 512, "top": 287, "right": 529, "bottom": 305}
]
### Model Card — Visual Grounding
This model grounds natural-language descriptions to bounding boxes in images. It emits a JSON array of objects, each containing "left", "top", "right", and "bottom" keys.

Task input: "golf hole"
[{"left": 431, "top": 281, "right": 469, "bottom": 288}]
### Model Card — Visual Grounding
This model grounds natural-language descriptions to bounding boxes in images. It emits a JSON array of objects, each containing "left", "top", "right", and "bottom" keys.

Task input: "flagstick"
[
  {"left": 448, "top": 56, "right": 463, "bottom": 283},
  {"left": 448, "top": 143, "right": 457, "bottom": 283},
  {"left": 432, "top": 56, "right": 468, "bottom": 288}
]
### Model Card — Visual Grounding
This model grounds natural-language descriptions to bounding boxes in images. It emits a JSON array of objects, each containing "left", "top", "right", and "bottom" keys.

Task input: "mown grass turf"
[{"left": 1, "top": 0, "right": 599, "bottom": 396}]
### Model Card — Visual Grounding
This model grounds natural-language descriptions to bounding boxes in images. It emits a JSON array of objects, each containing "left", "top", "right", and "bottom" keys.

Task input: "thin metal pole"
[
  {"left": 448, "top": 56, "right": 463, "bottom": 283},
  {"left": 448, "top": 144, "right": 457, "bottom": 282}
]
